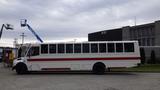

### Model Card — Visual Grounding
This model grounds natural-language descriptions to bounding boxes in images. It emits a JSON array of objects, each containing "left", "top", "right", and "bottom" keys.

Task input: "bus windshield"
[{"left": 18, "top": 45, "right": 29, "bottom": 58}]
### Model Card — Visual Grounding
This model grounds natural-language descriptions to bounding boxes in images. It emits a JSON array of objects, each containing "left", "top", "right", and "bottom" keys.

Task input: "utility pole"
[
  {"left": 20, "top": 33, "right": 26, "bottom": 44},
  {"left": 134, "top": 16, "right": 137, "bottom": 26},
  {"left": 13, "top": 38, "right": 18, "bottom": 47}
]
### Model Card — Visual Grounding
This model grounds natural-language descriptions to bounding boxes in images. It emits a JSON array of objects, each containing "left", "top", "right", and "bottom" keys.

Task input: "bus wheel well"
[
  {"left": 15, "top": 62, "right": 28, "bottom": 74},
  {"left": 92, "top": 62, "right": 106, "bottom": 74}
]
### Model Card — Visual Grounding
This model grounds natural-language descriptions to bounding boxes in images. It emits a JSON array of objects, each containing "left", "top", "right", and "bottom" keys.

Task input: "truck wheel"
[
  {"left": 16, "top": 63, "right": 28, "bottom": 74},
  {"left": 92, "top": 62, "right": 106, "bottom": 75}
]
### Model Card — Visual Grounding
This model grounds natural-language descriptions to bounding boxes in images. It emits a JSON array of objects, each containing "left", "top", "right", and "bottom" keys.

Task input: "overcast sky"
[{"left": 0, "top": 0, "right": 160, "bottom": 47}]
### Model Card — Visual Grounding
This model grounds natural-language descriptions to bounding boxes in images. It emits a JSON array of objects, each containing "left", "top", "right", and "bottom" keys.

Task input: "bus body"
[{"left": 12, "top": 41, "right": 140, "bottom": 74}]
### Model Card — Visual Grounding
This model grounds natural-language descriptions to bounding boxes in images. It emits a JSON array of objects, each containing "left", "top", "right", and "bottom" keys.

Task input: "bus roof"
[{"left": 20, "top": 41, "right": 138, "bottom": 46}]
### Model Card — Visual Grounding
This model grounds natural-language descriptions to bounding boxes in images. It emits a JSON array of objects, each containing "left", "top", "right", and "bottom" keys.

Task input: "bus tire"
[
  {"left": 15, "top": 63, "right": 28, "bottom": 75},
  {"left": 92, "top": 62, "right": 106, "bottom": 75}
]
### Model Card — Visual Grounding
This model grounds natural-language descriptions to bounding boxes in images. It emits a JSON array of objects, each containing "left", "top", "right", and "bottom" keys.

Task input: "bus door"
[{"left": 27, "top": 46, "right": 40, "bottom": 70}]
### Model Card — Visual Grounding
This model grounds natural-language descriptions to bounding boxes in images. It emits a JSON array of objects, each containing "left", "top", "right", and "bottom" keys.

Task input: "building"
[
  {"left": 89, "top": 20, "right": 160, "bottom": 46},
  {"left": 88, "top": 20, "right": 160, "bottom": 63},
  {"left": 88, "top": 28, "right": 123, "bottom": 41}
]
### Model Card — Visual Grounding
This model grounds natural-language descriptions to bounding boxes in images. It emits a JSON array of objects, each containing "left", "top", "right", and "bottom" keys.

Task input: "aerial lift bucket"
[{"left": 21, "top": 19, "right": 27, "bottom": 27}]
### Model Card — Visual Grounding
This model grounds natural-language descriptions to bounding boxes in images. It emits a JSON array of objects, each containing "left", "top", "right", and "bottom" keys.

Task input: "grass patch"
[{"left": 111, "top": 64, "right": 160, "bottom": 72}]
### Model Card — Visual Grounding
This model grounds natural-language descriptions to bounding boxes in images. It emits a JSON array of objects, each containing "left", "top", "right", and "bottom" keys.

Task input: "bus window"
[
  {"left": 99, "top": 43, "right": 106, "bottom": 53},
  {"left": 91, "top": 43, "right": 98, "bottom": 53},
  {"left": 66, "top": 44, "right": 73, "bottom": 53},
  {"left": 28, "top": 46, "right": 39, "bottom": 56},
  {"left": 58, "top": 44, "right": 65, "bottom": 53},
  {"left": 108, "top": 43, "right": 115, "bottom": 53},
  {"left": 74, "top": 44, "right": 81, "bottom": 53},
  {"left": 116, "top": 43, "right": 123, "bottom": 52},
  {"left": 82, "top": 43, "right": 89, "bottom": 53},
  {"left": 41, "top": 44, "right": 48, "bottom": 54},
  {"left": 124, "top": 43, "right": 134, "bottom": 52},
  {"left": 49, "top": 44, "right": 56, "bottom": 54}
]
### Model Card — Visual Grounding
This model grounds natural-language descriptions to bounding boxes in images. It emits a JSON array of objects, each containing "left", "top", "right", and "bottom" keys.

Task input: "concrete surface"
[{"left": 0, "top": 63, "right": 160, "bottom": 90}]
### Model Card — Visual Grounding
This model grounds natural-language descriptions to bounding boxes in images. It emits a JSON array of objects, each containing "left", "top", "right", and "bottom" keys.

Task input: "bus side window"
[
  {"left": 108, "top": 43, "right": 115, "bottom": 53},
  {"left": 116, "top": 43, "right": 123, "bottom": 52},
  {"left": 28, "top": 46, "right": 39, "bottom": 56},
  {"left": 58, "top": 44, "right": 65, "bottom": 53},
  {"left": 66, "top": 44, "right": 73, "bottom": 53},
  {"left": 41, "top": 44, "right": 48, "bottom": 54},
  {"left": 82, "top": 43, "right": 89, "bottom": 53},
  {"left": 49, "top": 44, "right": 56, "bottom": 54},
  {"left": 124, "top": 43, "right": 134, "bottom": 52},
  {"left": 91, "top": 43, "right": 98, "bottom": 53},
  {"left": 74, "top": 44, "right": 81, "bottom": 53},
  {"left": 99, "top": 43, "right": 106, "bottom": 53}
]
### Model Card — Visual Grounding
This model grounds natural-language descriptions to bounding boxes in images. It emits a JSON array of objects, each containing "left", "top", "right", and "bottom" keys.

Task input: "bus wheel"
[
  {"left": 15, "top": 63, "right": 28, "bottom": 75},
  {"left": 92, "top": 62, "right": 106, "bottom": 75}
]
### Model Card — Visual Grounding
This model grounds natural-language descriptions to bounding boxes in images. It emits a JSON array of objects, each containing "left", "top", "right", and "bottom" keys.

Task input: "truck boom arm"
[
  {"left": 26, "top": 24, "right": 43, "bottom": 43},
  {"left": 0, "top": 24, "right": 13, "bottom": 39},
  {"left": 21, "top": 19, "right": 43, "bottom": 43}
]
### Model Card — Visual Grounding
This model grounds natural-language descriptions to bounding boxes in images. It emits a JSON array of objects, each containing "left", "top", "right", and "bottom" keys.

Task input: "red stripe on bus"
[{"left": 28, "top": 57, "right": 140, "bottom": 61}]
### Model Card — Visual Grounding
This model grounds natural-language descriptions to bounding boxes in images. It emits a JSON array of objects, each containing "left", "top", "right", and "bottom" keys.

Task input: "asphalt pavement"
[{"left": 0, "top": 63, "right": 160, "bottom": 90}]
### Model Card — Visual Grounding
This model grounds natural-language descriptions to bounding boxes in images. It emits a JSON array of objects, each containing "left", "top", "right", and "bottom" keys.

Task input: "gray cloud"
[{"left": 0, "top": 0, "right": 160, "bottom": 45}]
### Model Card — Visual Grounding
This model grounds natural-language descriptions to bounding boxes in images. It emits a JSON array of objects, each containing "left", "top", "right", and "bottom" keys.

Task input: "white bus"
[{"left": 12, "top": 41, "right": 140, "bottom": 74}]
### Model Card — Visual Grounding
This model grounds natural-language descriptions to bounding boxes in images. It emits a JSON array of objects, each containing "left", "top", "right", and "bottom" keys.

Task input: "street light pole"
[{"left": 20, "top": 33, "right": 26, "bottom": 44}]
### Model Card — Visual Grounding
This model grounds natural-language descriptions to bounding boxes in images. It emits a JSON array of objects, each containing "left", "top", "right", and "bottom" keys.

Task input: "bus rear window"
[{"left": 124, "top": 43, "right": 134, "bottom": 52}]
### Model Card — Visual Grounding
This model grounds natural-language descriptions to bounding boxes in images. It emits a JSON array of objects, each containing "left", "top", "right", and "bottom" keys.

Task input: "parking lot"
[{"left": 0, "top": 63, "right": 160, "bottom": 90}]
